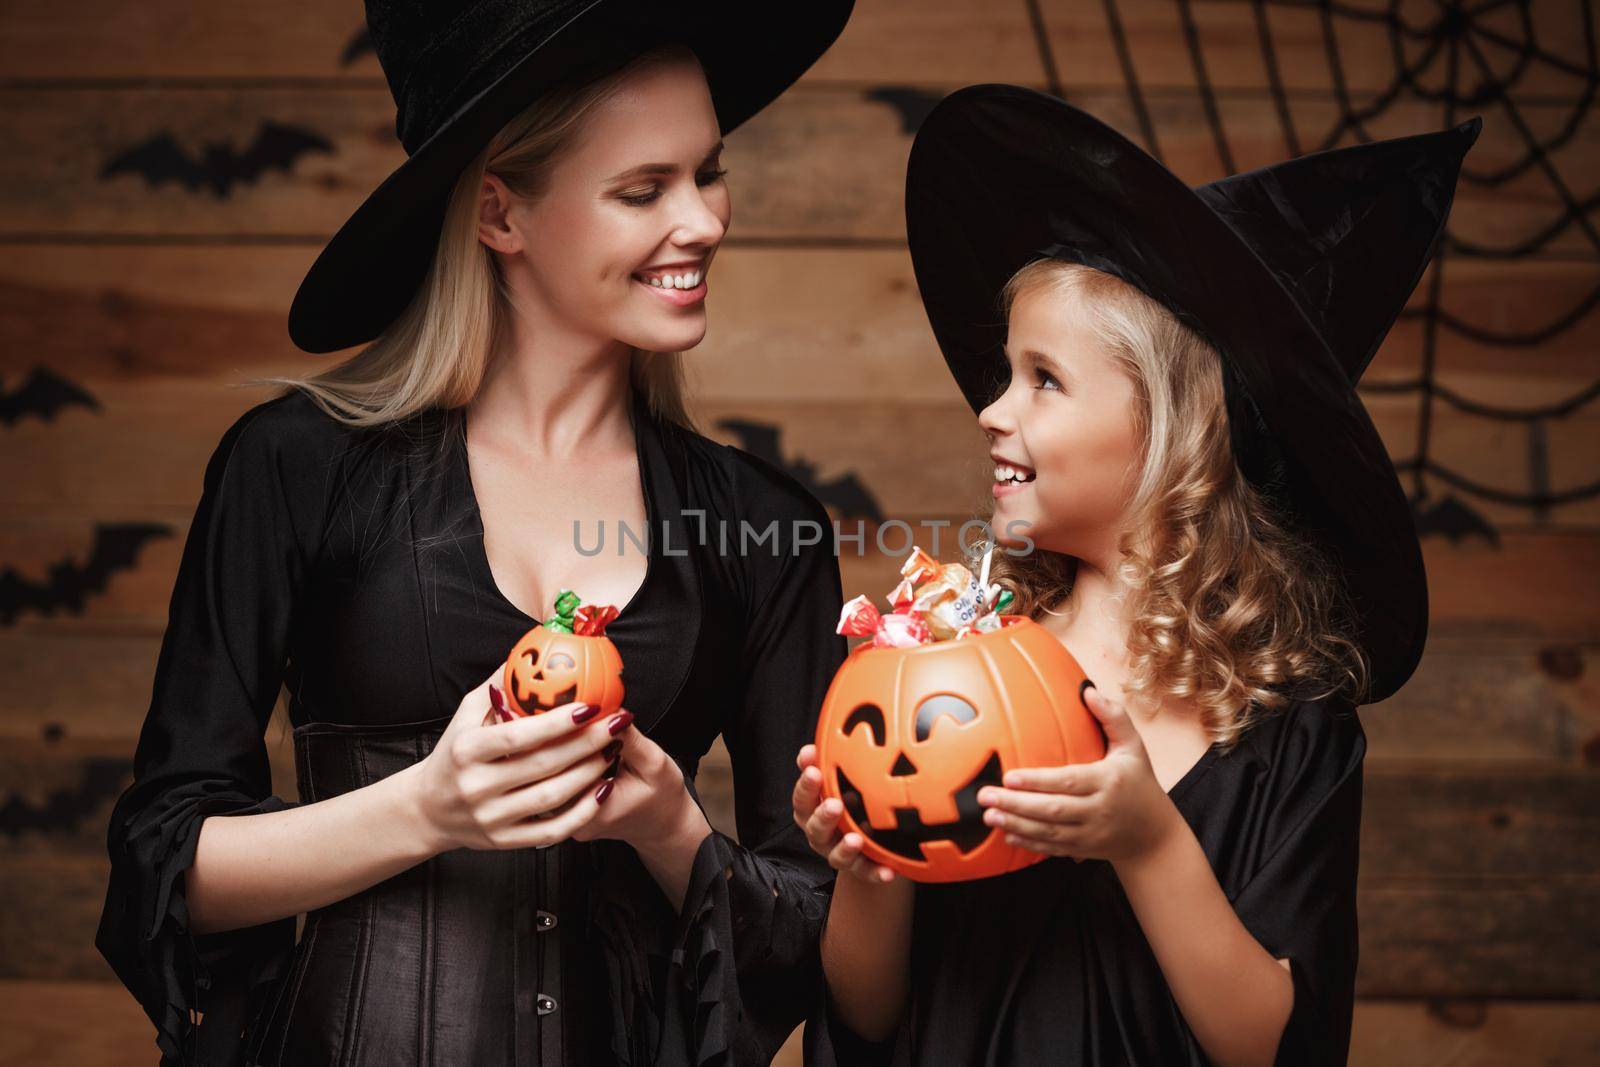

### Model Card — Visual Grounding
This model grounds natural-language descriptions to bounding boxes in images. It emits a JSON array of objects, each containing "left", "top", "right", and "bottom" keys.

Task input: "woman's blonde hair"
[
  {"left": 251, "top": 43, "right": 700, "bottom": 435},
  {"left": 976, "top": 258, "right": 1370, "bottom": 751}
]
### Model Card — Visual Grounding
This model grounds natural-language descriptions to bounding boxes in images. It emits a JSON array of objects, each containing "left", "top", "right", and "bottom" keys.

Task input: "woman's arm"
[
  {"left": 1112, "top": 806, "right": 1294, "bottom": 1067},
  {"left": 189, "top": 678, "right": 621, "bottom": 935}
]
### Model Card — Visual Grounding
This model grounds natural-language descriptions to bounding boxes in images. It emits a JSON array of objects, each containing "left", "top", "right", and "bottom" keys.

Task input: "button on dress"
[{"left": 95, "top": 386, "right": 847, "bottom": 1065}]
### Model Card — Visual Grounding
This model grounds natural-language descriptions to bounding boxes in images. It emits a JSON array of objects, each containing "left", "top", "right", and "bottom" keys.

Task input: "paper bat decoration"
[
  {"left": 864, "top": 86, "right": 944, "bottom": 135},
  {"left": 0, "top": 367, "right": 101, "bottom": 427},
  {"left": 101, "top": 120, "right": 336, "bottom": 199},
  {"left": 0, "top": 522, "right": 173, "bottom": 626},
  {"left": 341, "top": 26, "right": 375, "bottom": 66},
  {"left": 715, "top": 417, "right": 885, "bottom": 523},
  {"left": 0, "top": 755, "right": 132, "bottom": 839},
  {"left": 1411, "top": 493, "right": 1500, "bottom": 547}
]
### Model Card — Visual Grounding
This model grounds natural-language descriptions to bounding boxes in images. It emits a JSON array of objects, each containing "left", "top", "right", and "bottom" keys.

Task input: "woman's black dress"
[
  {"left": 806, "top": 693, "right": 1366, "bottom": 1067},
  {"left": 94, "top": 385, "right": 847, "bottom": 1066}
]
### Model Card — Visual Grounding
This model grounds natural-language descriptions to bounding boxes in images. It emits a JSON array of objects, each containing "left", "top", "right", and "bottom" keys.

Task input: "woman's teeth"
[
  {"left": 994, "top": 464, "right": 1036, "bottom": 484},
  {"left": 638, "top": 270, "right": 702, "bottom": 289}
]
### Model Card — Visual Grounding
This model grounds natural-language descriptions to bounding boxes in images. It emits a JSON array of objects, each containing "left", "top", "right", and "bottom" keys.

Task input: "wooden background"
[{"left": 1, "top": 1, "right": 1597, "bottom": 1063}]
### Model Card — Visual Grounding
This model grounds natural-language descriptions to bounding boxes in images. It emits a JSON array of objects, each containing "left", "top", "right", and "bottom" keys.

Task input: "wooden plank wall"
[{"left": 1, "top": 1, "right": 1597, "bottom": 1063}]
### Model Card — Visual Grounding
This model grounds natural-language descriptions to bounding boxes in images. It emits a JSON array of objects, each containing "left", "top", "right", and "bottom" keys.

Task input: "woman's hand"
[
  {"left": 976, "top": 685, "right": 1182, "bottom": 864},
  {"left": 570, "top": 720, "right": 709, "bottom": 849},
  {"left": 792, "top": 743, "right": 898, "bottom": 885},
  {"left": 408, "top": 668, "right": 623, "bottom": 854}
]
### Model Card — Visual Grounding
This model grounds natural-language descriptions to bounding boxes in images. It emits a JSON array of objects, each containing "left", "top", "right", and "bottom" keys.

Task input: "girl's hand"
[
  {"left": 409, "top": 669, "right": 620, "bottom": 854},
  {"left": 570, "top": 716, "right": 709, "bottom": 849},
  {"left": 792, "top": 744, "right": 898, "bottom": 885},
  {"left": 977, "top": 685, "right": 1181, "bottom": 864}
]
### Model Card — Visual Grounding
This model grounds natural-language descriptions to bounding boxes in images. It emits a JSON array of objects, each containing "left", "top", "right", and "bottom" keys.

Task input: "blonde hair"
[
  {"left": 251, "top": 43, "right": 699, "bottom": 435},
  {"left": 976, "top": 258, "right": 1370, "bottom": 751}
]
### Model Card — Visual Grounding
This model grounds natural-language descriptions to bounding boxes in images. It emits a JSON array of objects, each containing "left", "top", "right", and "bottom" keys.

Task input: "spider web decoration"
[{"left": 1031, "top": 0, "right": 1600, "bottom": 544}]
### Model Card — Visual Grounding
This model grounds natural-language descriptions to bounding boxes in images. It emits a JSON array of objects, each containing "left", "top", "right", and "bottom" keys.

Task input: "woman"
[
  {"left": 94, "top": 2, "right": 856, "bottom": 1064},
  {"left": 794, "top": 85, "right": 1480, "bottom": 1065}
]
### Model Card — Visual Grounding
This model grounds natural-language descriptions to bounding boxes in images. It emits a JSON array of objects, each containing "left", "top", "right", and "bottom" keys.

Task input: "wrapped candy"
[
  {"left": 911, "top": 562, "right": 983, "bottom": 640},
  {"left": 873, "top": 612, "right": 932, "bottom": 648},
  {"left": 900, "top": 546, "right": 942, "bottom": 586},
  {"left": 573, "top": 603, "right": 619, "bottom": 636},
  {"left": 836, "top": 594, "right": 882, "bottom": 637}
]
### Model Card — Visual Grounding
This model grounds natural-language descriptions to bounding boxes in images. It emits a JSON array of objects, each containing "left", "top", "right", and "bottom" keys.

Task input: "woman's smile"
[{"left": 632, "top": 260, "right": 708, "bottom": 306}]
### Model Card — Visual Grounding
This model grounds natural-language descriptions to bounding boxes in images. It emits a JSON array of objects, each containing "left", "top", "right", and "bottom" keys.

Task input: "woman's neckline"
[{"left": 454, "top": 391, "right": 658, "bottom": 626}]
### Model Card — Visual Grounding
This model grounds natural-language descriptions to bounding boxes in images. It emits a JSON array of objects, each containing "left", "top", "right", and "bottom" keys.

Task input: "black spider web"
[{"left": 1030, "top": 0, "right": 1600, "bottom": 541}]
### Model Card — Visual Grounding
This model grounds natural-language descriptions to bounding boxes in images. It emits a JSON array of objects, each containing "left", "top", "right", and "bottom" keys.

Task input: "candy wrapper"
[{"left": 833, "top": 544, "right": 1017, "bottom": 649}]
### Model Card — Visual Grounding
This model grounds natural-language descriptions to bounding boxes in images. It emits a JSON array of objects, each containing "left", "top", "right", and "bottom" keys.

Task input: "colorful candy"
[{"left": 834, "top": 545, "right": 1017, "bottom": 649}]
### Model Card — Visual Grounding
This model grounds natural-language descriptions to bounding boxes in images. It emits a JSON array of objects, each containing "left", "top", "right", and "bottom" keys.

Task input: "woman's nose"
[{"left": 671, "top": 186, "right": 727, "bottom": 248}]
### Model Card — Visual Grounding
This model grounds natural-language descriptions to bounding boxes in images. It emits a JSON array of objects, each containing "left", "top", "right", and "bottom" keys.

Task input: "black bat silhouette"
[
  {"left": 0, "top": 522, "right": 173, "bottom": 626},
  {"left": 864, "top": 86, "right": 945, "bottom": 135},
  {"left": 101, "top": 120, "right": 336, "bottom": 199},
  {"left": 0, "top": 755, "right": 132, "bottom": 839},
  {"left": 0, "top": 367, "right": 101, "bottom": 426},
  {"left": 716, "top": 418, "right": 884, "bottom": 523},
  {"left": 1411, "top": 493, "right": 1500, "bottom": 547},
  {"left": 341, "top": 26, "right": 375, "bottom": 66}
]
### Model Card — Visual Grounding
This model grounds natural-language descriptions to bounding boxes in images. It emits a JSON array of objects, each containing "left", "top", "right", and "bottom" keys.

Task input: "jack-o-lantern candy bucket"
[
  {"left": 814, "top": 615, "right": 1105, "bottom": 883},
  {"left": 500, "top": 592, "right": 624, "bottom": 719}
]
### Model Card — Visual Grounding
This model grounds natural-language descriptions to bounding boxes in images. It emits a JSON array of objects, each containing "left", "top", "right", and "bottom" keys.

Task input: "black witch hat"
[
  {"left": 906, "top": 83, "right": 1482, "bottom": 704},
  {"left": 288, "top": 0, "right": 855, "bottom": 354}
]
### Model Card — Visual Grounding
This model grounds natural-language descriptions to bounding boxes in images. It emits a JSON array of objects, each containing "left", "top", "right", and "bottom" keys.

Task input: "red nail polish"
[
  {"left": 595, "top": 779, "right": 614, "bottom": 804},
  {"left": 571, "top": 703, "right": 598, "bottom": 725},
  {"left": 607, "top": 711, "right": 633, "bottom": 736}
]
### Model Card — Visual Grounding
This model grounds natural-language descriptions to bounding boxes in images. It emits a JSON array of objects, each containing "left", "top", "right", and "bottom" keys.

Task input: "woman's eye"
[{"left": 619, "top": 168, "right": 728, "bottom": 208}]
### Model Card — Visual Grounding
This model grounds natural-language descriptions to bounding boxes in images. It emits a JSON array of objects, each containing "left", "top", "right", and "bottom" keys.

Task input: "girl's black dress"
[
  {"left": 94, "top": 386, "right": 847, "bottom": 1066},
  {"left": 806, "top": 693, "right": 1366, "bottom": 1067}
]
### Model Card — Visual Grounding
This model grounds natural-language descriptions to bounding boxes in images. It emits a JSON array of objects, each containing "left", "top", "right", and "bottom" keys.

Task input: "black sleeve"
[
  {"left": 1227, "top": 702, "right": 1366, "bottom": 1067},
  {"left": 94, "top": 397, "right": 322, "bottom": 1065},
  {"left": 669, "top": 461, "right": 849, "bottom": 1064}
]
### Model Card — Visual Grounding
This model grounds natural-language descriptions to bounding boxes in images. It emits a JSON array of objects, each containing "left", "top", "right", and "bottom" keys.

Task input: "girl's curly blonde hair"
[{"left": 975, "top": 258, "right": 1370, "bottom": 752}]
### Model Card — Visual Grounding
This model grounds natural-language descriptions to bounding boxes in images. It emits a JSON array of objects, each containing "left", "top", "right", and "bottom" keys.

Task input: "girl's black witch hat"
[
  {"left": 289, "top": 0, "right": 855, "bottom": 354},
  {"left": 906, "top": 83, "right": 1482, "bottom": 703}
]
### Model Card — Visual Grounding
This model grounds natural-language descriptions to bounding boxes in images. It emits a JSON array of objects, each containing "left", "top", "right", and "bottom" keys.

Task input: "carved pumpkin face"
[
  {"left": 502, "top": 624, "right": 624, "bottom": 718},
  {"left": 814, "top": 616, "right": 1104, "bottom": 882}
]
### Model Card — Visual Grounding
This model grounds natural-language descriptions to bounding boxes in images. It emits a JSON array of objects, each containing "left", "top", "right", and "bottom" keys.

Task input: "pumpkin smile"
[{"left": 835, "top": 753, "right": 1003, "bottom": 861}]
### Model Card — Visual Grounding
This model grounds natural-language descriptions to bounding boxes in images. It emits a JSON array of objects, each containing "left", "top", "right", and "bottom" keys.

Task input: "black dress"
[
  {"left": 94, "top": 385, "right": 848, "bottom": 1066},
  {"left": 806, "top": 694, "right": 1365, "bottom": 1067}
]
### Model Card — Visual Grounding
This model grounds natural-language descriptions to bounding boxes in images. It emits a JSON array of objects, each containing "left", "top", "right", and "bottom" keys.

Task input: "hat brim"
[
  {"left": 906, "top": 83, "right": 1427, "bottom": 703},
  {"left": 288, "top": 0, "right": 855, "bottom": 355}
]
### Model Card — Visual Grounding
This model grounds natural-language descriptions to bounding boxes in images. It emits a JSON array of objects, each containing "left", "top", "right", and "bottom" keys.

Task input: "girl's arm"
[
  {"left": 1112, "top": 806, "right": 1294, "bottom": 1067},
  {"left": 819, "top": 861, "right": 915, "bottom": 1041},
  {"left": 795, "top": 746, "right": 915, "bottom": 1043},
  {"left": 980, "top": 686, "right": 1312, "bottom": 1067}
]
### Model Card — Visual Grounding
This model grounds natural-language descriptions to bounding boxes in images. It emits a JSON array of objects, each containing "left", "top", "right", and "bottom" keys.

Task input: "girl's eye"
[
  {"left": 1033, "top": 369, "right": 1062, "bottom": 392},
  {"left": 619, "top": 167, "right": 729, "bottom": 207}
]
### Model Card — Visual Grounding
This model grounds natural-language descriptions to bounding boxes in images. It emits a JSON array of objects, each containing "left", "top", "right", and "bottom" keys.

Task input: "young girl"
[{"left": 793, "top": 85, "right": 1480, "bottom": 1066}]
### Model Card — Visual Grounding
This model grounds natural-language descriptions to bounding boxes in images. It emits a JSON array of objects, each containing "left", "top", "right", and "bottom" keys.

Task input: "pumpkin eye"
[
  {"left": 547, "top": 652, "right": 575, "bottom": 671},
  {"left": 842, "top": 703, "right": 887, "bottom": 746},
  {"left": 914, "top": 694, "right": 979, "bottom": 742},
  {"left": 521, "top": 647, "right": 539, "bottom": 666}
]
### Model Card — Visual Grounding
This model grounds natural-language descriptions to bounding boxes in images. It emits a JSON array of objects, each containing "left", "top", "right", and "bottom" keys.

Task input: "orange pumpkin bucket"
[
  {"left": 816, "top": 544, "right": 1107, "bottom": 883},
  {"left": 499, "top": 590, "right": 624, "bottom": 719}
]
